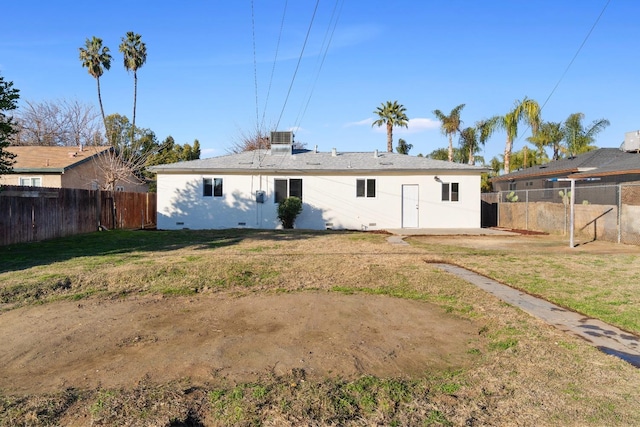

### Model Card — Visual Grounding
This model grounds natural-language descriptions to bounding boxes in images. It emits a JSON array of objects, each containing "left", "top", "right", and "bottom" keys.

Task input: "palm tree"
[
  {"left": 372, "top": 101, "right": 408, "bottom": 152},
  {"left": 562, "top": 113, "right": 609, "bottom": 157},
  {"left": 459, "top": 126, "right": 477, "bottom": 165},
  {"left": 433, "top": 104, "right": 465, "bottom": 162},
  {"left": 79, "top": 37, "right": 112, "bottom": 132},
  {"left": 474, "top": 117, "right": 498, "bottom": 165},
  {"left": 527, "top": 121, "right": 563, "bottom": 161},
  {"left": 497, "top": 97, "right": 540, "bottom": 174},
  {"left": 119, "top": 32, "right": 147, "bottom": 144}
]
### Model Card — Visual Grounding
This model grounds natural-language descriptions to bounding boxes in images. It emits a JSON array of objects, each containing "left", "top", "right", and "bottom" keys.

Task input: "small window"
[
  {"left": 275, "top": 179, "right": 288, "bottom": 203},
  {"left": 203, "top": 178, "right": 223, "bottom": 197},
  {"left": 441, "top": 183, "right": 450, "bottom": 201},
  {"left": 356, "top": 179, "right": 376, "bottom": 198},
  {"left": 275, "top": 178, "right": 303, "bottom": 203},
  {"left": 115, "top": 185, "right": 125, "bottom": 192},
  {"left": 213, "top": 178, "right": 223, "bottom": 197},
  {"left": 442, "top": 182, "right": 459, "bottom": 202},
  {"left": 203, "top": 178, "right": 213, "bottom": 197},
  {"left": 19, "top": 177, "right": 42, "bottom": 187},
  {"left": 451, "top": 182, "right": 459, "bottom": 202},
  {"left": 289, "top": 179, "right": 302, "bottom": 199}
]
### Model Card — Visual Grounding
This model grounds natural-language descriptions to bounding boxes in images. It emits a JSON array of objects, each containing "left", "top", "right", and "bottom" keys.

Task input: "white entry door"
[{"left": 402, "top": 184, "right": 419, "bottom": 228}]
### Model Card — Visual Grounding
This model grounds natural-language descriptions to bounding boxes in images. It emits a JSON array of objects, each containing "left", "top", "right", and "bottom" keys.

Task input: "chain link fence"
[{"left": 493, "top": 184, "right": 640, "bottom": 246}]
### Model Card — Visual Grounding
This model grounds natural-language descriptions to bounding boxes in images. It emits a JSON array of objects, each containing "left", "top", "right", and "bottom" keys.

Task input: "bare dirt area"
[{"left": 0, "top": 291, "right": 480, "bottom": 395}]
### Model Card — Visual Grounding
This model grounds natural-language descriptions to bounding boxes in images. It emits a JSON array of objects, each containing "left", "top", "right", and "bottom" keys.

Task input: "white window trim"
[{"left": 19, "top": 176, "right": 42, "bottom": 187}]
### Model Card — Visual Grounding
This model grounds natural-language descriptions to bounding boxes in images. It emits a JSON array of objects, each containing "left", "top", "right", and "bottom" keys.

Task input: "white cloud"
[
  {"left": 403, "top": 118, "right": 441, "bottom": 133},
  {"left": 344, "top": 118, "right": 373, "bottom": 127}
]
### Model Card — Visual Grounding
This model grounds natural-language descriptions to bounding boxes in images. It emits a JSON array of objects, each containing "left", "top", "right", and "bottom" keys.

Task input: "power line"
[
  {"left": 275, "top": 0, "right": 321, "bottom": 131},
  {"left": 251, "top": 0, "right": 259, "bottom": 127},
  {"left": 261, "top": 0, "right": 289, "bottom": 132},
  {"left": 540, "top": 0, "right": 611, "bottom": 113},
  {"left": 293, "top": 0, "right": 344, "bottom": 132}
]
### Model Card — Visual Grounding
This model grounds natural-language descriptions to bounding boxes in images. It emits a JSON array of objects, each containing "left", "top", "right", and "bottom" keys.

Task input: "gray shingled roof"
[
  {"left": 492, "top": 148, "right": 629, "bottom": 181},
  {"left": 149, "top": 149, "right": 489, "bottom": 174}
]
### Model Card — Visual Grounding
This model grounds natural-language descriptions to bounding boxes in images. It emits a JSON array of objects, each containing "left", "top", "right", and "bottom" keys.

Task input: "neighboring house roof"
[
  {"left": 149, "top": 148, "right": 489, "bottom": 174},
  {"left": 492, "top": 148, "right": 635, "bottom": 182},
  {"left": 7, "top": 146, "right": 111, "bottom": 173}
]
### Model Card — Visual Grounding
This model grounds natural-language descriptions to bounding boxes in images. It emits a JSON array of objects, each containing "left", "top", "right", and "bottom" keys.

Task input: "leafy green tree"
[
  {"left": 79, "top": 37, "right": 112, "bottom": 132},
  {"left": 527, "top": 121, "right": 563, "bottom": 161},
  {"left": 428, "top": 147, "right": 464, "bottom": 162},
  {"left": 497, "top": 97, "right": 540, "bottom": 174},
  {"left": 91, "top": 114, "right": 160, "bottom": 190},
  {"left": 509, "top": 147, "right": 539, "bottom": 170},
  {"left": 147, "top": 136, "right": 201, "bottom": 165},
  {"left": 433, "top": 104, "right": 465, "bottom": 162},
  {"left": 0, "top": 74, "right": 19, "bottom": 173},
  {"left": 372, "top": 101, "right": 409, "bottom": 153},
  {"left": 562, "top": 113, "right": 609, "bottom": 157},
  {"left": 396, "top": 138, "right": 412, "bottom": 155},
  {"left": 119, "top": 32, "right": 147, "bottom": 144}
]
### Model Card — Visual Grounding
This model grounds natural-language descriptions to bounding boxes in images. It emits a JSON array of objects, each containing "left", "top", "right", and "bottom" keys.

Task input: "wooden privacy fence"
[{"left": 0, "top": 186, "right": 156, "bottom": 246}]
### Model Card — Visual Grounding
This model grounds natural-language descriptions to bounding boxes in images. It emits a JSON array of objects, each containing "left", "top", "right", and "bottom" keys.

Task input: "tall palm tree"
[
  {"left": 562, "top": 113, "right": 609, "bottom": 157},
  {"left": 79, "top": 37, "right": 112, "bottom": 132},
  {"left": 497, "top": 97, "right": 540, "bottom": 174},
  {"left": 458, "top": 126, "right": 477, "bottom": 165},
  {"left": 119, "top": 32, "right": 147, "bottom": 145},
  {"left": 372, "top": 101, "right": 409, "bottom": 152},
  {"left": 527, "top": 121, "right": 563, "bottom": 161},
  {"left": 433, "top": 104, "right": 465, "bottom": 162},
  {"left": 475, "top": 117, "right": 498, "bottom": 165}
]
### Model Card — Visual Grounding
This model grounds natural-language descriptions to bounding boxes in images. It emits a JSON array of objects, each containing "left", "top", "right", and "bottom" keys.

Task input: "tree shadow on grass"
[{"left": 0, "top": 228, "right": 332, "bottom": 274}]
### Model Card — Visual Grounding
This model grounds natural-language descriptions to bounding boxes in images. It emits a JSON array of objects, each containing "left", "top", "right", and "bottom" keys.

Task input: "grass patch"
[{"left": 1, "top": 230, "right": 640, "bottom": 426}]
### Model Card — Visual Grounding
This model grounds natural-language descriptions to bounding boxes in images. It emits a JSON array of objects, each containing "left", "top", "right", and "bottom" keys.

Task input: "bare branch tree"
[{"left": 13, "top": 99, "right": 102, "bottom": 147}]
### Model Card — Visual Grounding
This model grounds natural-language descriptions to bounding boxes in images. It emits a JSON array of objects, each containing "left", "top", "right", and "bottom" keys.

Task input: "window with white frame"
[
  {"left": 274, "top": 178, "right": 302, "bottom": 203},
  {"left": 441, "top": 182, "right": 459, "bottom": 202},
  {"left": 356, "top": 179, "right": 376, "bottom": 198},
  {"left": 19, "top": 177, "right": 42, "bottom": 187}
]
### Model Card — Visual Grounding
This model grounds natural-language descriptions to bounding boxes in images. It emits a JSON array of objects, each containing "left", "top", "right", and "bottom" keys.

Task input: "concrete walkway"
[
  {"left": 435, "top": 263, "right": 640, "bottom": 368},
  {"left": 385, "top": 232, "right": 640, "bottom": 367},
  {"left": 386, "top": 228, "right": 519, "bottom": 236}
]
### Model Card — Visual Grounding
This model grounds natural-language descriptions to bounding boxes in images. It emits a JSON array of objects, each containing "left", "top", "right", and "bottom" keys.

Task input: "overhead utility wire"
[
  {"left": 251, "top": 0, "right": 260, "bottom": 128},
  {"left": 275, "top": 0, "right": 321, "bottom": 131},
  {"left": 261, "top": 0, "right": 289, "bottom": 132},
  {"left": 515, "top": 0, "right": 610, "bottom": 145},
  {"left": 539, "top": 0, "right": 611, "bottom": 113},
  {"left": 293, "top": 0, "right": 344, "bottom": 132}
]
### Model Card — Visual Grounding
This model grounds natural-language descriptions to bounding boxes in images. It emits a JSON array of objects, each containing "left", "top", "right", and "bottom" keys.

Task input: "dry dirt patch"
[{"left": 0, "top": 292, "right": 481, "bottom": 395}]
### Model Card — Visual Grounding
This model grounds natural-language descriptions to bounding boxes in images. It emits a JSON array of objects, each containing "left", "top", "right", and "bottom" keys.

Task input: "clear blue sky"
[{"left": 2, "top": 0, "right": 637, "bottom": 162}]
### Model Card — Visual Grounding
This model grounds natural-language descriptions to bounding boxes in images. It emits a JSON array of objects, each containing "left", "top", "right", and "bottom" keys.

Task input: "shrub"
[{"left": 277, "top": 197, "right": 303, "bottom": 229}]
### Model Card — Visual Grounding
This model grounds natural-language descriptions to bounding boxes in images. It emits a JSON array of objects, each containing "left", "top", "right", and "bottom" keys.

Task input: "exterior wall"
[
  {"left": 61, "top": 160, "right": 147, "bottom": 192},
  {"left": 156, "top": 172, "right": 482, "bottom": 230},
  {"left": 0, "top": 159, "right": 147, "bottom": 192},
  {"left": 0, "top": 173, "right": 62, "bottom": 187}
]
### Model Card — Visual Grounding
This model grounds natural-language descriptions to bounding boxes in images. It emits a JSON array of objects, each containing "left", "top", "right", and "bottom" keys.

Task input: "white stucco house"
[{"left": 149, "top": 133, "right": 488, "bottom": 231}]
